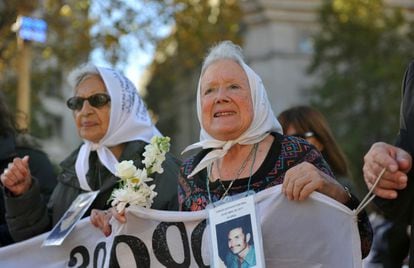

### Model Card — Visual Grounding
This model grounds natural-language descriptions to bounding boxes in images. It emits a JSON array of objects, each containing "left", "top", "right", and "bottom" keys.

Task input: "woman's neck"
[
  {"left": 108, "top": 143, "right": 126, "bottom": 159},
  {"left": 214, "top": 134, "right": 274, "bottom": 181}
]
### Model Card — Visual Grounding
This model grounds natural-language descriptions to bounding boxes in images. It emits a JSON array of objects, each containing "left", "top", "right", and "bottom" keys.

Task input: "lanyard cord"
[
  {"left": 355, "top": 167, "right": 386, "bottom": 214},
  {"left": 206, "top": 143, "right": 259, "bottom": 206},
  {"left": 247, "top": 143, "right": 259, "bottom": 193}
]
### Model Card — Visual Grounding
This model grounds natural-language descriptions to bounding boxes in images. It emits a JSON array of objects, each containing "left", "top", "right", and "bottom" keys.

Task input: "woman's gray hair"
[
  {"left": 67, "top": 63, "right": 100, "bottom": 89},
  {"left": 201, "top": 40, "right": 245, "bottom": 75}
]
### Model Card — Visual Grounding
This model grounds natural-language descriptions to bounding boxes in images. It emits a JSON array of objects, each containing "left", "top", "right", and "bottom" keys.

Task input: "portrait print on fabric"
[
  {"left": 208, "top": 195, "right": 263, "bottom": 268},
  {"left": 216, "top": 214, "right": 256, "bottom": 267}
]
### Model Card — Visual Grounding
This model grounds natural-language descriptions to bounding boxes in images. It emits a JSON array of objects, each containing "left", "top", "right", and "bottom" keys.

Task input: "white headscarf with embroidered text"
[
  {"left": 75, "top": 67, "right": 161, "bottom": 191},
  {"left": 182, "top": 61, "right": 283, "bottom": 178}
]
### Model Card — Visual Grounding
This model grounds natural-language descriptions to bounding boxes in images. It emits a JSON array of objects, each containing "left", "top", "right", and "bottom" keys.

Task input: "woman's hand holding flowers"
[{"left": 90, "top": 136, "right": 170, "bottom": 236}]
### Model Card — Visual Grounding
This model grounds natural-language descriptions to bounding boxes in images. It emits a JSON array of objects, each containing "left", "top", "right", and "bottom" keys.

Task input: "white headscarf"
[
  {"left": 75, "top": 67, "right": 161, "bottom": 191},
  {"left": 182, "top": 61, "right": 283, "bottom": 178}
]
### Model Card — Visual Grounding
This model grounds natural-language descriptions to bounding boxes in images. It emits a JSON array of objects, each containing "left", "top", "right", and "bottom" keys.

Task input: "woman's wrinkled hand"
[
  {"left": 90, "top": 207, "right": 127, "bottom": 237},
  {"left": 282, "top": 162, "right": 348, "bottom": 203},
  {"left": 0, "top": 156, "right": 32, "bottom": 196}
]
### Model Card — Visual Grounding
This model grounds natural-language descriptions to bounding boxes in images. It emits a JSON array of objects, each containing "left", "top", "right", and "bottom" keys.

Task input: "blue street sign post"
[
  {"left": 18, "top": 16, "right": 47, "bottom": 43},
  {"left": 12, "top": 16, "right": 48, "bottom": 129}
]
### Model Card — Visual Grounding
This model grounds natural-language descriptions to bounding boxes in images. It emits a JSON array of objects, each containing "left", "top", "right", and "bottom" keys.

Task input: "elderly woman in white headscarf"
[
  {"left": 0, "top": 64, "right": 180, "bottom": 242},
  {"left": 178, "top": 41, "right": 372, "bottom": 258}
]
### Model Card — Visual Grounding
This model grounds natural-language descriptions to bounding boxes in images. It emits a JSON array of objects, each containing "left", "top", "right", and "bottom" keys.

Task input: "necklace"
[{"left": 208, "top": 143, "right": 259, "bottom": 200}]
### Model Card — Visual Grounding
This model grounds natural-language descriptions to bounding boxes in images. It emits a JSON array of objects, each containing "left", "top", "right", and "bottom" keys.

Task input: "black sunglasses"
[
  {"left": 292, "top": 131, "right": 315, "bottom": 139},
  {"left": 66, "top": 93, "right": 111, "bottom": 111}
]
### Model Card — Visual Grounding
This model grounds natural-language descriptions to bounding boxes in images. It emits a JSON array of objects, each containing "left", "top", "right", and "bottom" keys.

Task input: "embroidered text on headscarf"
[{"left": 75, "top": 67, "right": 161, "bottom": 191}]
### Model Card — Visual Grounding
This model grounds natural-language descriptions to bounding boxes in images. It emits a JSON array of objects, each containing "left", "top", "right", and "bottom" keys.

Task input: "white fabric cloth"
[
  {"left": 0, "top": 185, "right": 362, "bottom": 267},
  {"left": 182, "top": 62, "right": 282, "bottom": 178},
  {"left": 75, "top": 67, "right": 161, "bottom": 191}
]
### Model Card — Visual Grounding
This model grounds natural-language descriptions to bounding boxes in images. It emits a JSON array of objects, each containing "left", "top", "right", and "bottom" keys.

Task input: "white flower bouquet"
[{"left": 109, "top": 136, "right": 170, "bottom": 212}]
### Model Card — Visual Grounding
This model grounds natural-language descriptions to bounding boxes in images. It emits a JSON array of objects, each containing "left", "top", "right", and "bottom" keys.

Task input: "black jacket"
[
  {"left": 0, "top": 134, "right": 56, "bottom": 246},
  {"left": 374, "top": 60, "right": 414, "bottom": 267},
  {"left": 4, "top": 140, "right": 180, "bottom": 242}
]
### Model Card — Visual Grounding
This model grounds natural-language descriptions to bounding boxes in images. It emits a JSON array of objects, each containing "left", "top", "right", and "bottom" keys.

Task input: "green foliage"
[
  {"left": 0, "top": 0, "right": 92, "bottom": 137},
  {"left": 90, "top": 0, "right": 175, "bottom": 68},
  {"left": 0, "top": 0, "right": 177, "bottom": 138},
  {"left": 144, "top": 0, "right": 243, "bottom": 142},
  {"left": 309, "top": 0, "right": 414, "bottom": 192}
]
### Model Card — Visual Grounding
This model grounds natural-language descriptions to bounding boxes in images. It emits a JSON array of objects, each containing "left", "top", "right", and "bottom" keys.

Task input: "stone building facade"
[{"left": 241, "top": 0, "right": 414, "bottom": 115}]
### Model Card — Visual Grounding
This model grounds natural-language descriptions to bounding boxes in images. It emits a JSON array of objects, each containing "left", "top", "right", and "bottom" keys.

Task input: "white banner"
[{"left": 0, "top": 185, "right": 362, "bottom": 267}]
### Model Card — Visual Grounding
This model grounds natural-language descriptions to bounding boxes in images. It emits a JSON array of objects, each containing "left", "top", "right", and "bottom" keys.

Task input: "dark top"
[
  {"left": 3, "top": 140, "right": 180, "bottom": 242},
  {"left": 178, "top": 133, "right": 373, "bottom": 258},
  {"left": 374, "top": 60, "right": 414, "bottom": 267},
  {"left": 0, "top": 134, "right": 56, "bottom": 246}
]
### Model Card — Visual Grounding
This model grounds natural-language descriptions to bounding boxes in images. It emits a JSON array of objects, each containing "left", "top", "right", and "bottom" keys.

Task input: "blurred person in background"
[
  {"left": 0, "top": 92, "right": 56, "bottom": 246},
  {"left": 0, "top": 64, "right": 180, "bottom": 241},
  {"left": 277, "top": 105, "right": 353, "bottom": 190}
]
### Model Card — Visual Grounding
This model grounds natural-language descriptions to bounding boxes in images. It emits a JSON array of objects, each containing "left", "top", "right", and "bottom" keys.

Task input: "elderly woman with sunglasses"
[
  {"left": 0, "top": 64, "right": 180, "bottom": 242},
  {"left": 178, "top": 41, "right": 372, "bottom": 258}
]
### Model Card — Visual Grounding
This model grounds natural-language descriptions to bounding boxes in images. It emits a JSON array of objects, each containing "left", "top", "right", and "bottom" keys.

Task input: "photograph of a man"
[{"left": 216, "top": 215, "right": 256, "bottom": 268}]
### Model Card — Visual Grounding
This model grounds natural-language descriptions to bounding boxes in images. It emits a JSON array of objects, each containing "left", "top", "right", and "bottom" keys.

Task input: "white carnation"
[
  {"left": 110, "top": 187, "right": 134, "bottom": 212},
  {"left": 110, "top": 183, "right": 157, "bottom": 212},
  {"left": 115, "top": 160, "right": 137, "bottom": 180},
  {"left": 131, "top": 183, "right": 157, "bottom": 208}
]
